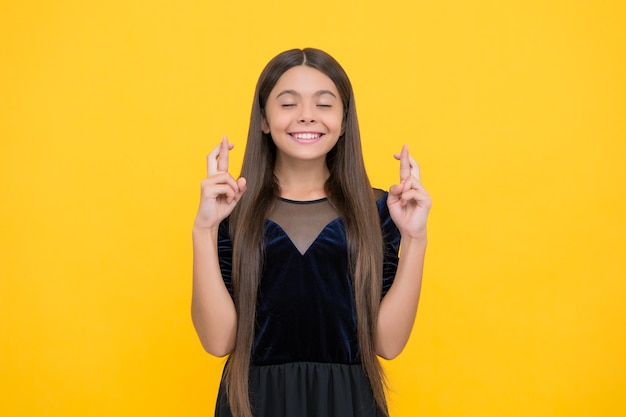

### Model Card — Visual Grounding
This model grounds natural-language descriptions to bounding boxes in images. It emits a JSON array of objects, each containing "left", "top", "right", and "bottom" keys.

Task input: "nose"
[{"left": 298, "top": 104, "right": 316, "bottom": 124}]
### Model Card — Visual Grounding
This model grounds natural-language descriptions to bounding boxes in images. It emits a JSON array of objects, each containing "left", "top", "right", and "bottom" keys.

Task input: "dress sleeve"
[
  {"left": 376, "top": 191, "right": 401, "bottom": 298},
  {"left": 217, "top": 218, "right": 234, "bottom": 299}
]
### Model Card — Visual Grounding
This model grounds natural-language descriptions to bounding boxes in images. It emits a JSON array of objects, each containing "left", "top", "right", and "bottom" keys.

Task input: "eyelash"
[{"left": 280, "top": 104, "right": 332, "bottom": 108}]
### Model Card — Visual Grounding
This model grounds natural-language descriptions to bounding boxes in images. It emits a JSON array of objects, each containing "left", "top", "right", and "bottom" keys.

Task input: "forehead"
[{"left": 270, "top": 65, "right": 339, "bottom": 97}]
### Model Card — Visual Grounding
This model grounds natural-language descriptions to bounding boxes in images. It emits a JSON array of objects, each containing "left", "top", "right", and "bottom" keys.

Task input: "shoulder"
[
  {"left": 217, "top": 217, "right": 232, "bottom": 241},
  {"left": 372, "top": 188, "right": 390, "bottom": 216},
  {"left": 372, "top": 188, "right": 400, "bottom": 247},
  {"left": 373, "top": 188, "right": 386, "bottom": 201},
  {"left": 373, "top": 187, "right": 388, "bottom": 205}
]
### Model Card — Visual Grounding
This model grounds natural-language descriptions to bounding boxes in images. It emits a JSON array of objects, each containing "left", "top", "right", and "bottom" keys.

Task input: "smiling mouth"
[{"left": 290, "top": 132, "right": 324, "bottom": 140}]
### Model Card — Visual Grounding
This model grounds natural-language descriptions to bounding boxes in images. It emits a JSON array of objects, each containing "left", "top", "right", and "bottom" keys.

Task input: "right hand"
[{"left": 194, "top": 136, "right": 247, "bottom": 230}]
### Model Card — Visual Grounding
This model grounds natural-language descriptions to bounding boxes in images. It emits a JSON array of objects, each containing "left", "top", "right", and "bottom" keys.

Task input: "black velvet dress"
[{"left": 214, "top": 190, "right": 401, "bottom": 417}]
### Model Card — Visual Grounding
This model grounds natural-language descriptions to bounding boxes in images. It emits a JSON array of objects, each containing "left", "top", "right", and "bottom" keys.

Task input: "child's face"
[{"left": 262, "top": 65, "right": 344, "bottom": 166}]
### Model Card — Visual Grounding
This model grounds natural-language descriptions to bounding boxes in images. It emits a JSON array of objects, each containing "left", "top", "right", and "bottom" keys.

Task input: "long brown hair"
[{"left": 226, "top": 48, "right": 386, "bottom": 417}]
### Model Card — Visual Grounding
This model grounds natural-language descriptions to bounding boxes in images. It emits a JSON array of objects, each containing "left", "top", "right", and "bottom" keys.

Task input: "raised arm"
[
  {"left": 191, "top": 136, "right": 247, "bottom": 357},
  {"left": 376, "top": 144, "right": 431, "bottom": 359}
]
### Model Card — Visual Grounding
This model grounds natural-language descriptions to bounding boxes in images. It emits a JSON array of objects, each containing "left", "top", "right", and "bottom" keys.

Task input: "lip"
[{"left": 289, "top": 131, "right": 325, "bottom": 144}]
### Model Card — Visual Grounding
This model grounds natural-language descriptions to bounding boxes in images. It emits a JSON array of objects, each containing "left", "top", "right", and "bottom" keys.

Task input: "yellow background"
[{"left": 1, "top": 1, "right": 625, "bottom": 416}]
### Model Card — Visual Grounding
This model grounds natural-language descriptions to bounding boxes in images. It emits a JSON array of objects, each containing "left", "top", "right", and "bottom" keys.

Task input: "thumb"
[
  {"left": 387, "top": 183, "right": 404, "bottom": 202},
  {"left": 236, "top": 177, "right": 247, "bottom": 196}
]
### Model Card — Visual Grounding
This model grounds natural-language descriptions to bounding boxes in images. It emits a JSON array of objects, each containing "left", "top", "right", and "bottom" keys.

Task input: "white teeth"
[{"left": 293, "top": 133, "right": 321, "bottom": 140}]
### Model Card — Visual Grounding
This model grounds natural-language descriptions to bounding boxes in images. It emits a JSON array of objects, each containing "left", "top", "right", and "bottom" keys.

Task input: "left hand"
[{"left": 387, "top": 144, "right": 432, "bottom": 239}]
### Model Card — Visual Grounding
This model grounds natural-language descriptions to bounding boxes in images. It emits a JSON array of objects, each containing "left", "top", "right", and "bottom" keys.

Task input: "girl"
[{"left": 192, "top": 48, "right": 431, "bottom": 417}]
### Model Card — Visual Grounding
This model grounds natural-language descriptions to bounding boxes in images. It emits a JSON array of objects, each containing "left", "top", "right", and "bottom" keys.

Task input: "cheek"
[
  {"left": 331, "top": 113, "right": 345, "bottom": 133},
  {"left": 265, "top": 112, "right": 291, "bottom": 131}
]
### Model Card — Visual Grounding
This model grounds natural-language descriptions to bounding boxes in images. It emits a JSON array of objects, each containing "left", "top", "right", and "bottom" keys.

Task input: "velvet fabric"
[{"left": 217, "top": 190, "right": 401, "bottom": 366}]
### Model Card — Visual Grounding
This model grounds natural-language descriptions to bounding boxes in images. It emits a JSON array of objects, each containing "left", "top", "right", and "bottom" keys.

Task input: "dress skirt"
[{"left": 215, "top": 362, "right": 385, "bottom": 417}]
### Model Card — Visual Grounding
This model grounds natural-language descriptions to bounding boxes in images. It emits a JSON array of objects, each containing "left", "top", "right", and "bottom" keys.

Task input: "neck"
[{"left": 274, "top": 156, "right": 330, "bottom": 201}]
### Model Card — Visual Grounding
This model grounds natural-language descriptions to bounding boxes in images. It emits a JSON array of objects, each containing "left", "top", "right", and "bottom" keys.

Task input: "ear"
[{"left": 262, "top": 118, "right": 270, "bottom": 134}]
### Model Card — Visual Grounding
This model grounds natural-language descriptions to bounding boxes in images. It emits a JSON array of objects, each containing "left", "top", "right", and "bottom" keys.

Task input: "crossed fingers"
[
  {"left": 395, "top": 144, "right": 422, "bottom": 188},
  {"left": 207, "top": 135, "right": 234, "bottom": 176}
]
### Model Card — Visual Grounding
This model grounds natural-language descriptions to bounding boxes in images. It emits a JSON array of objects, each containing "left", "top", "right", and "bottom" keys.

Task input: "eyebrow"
[{"left": 275, "top": 89, "right": 337, "bottom": 99}]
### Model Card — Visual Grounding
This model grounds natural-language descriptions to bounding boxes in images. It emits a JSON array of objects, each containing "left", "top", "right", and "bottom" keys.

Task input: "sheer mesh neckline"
[
  {"left": 269, "top": 190, "right": 386, "bottom": 255},
  {"left": 268, "top": 197, "right": 339, "bottom": 255},
  {"left": 278, "top": 196, "right": 328, "bottom": 205}
]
